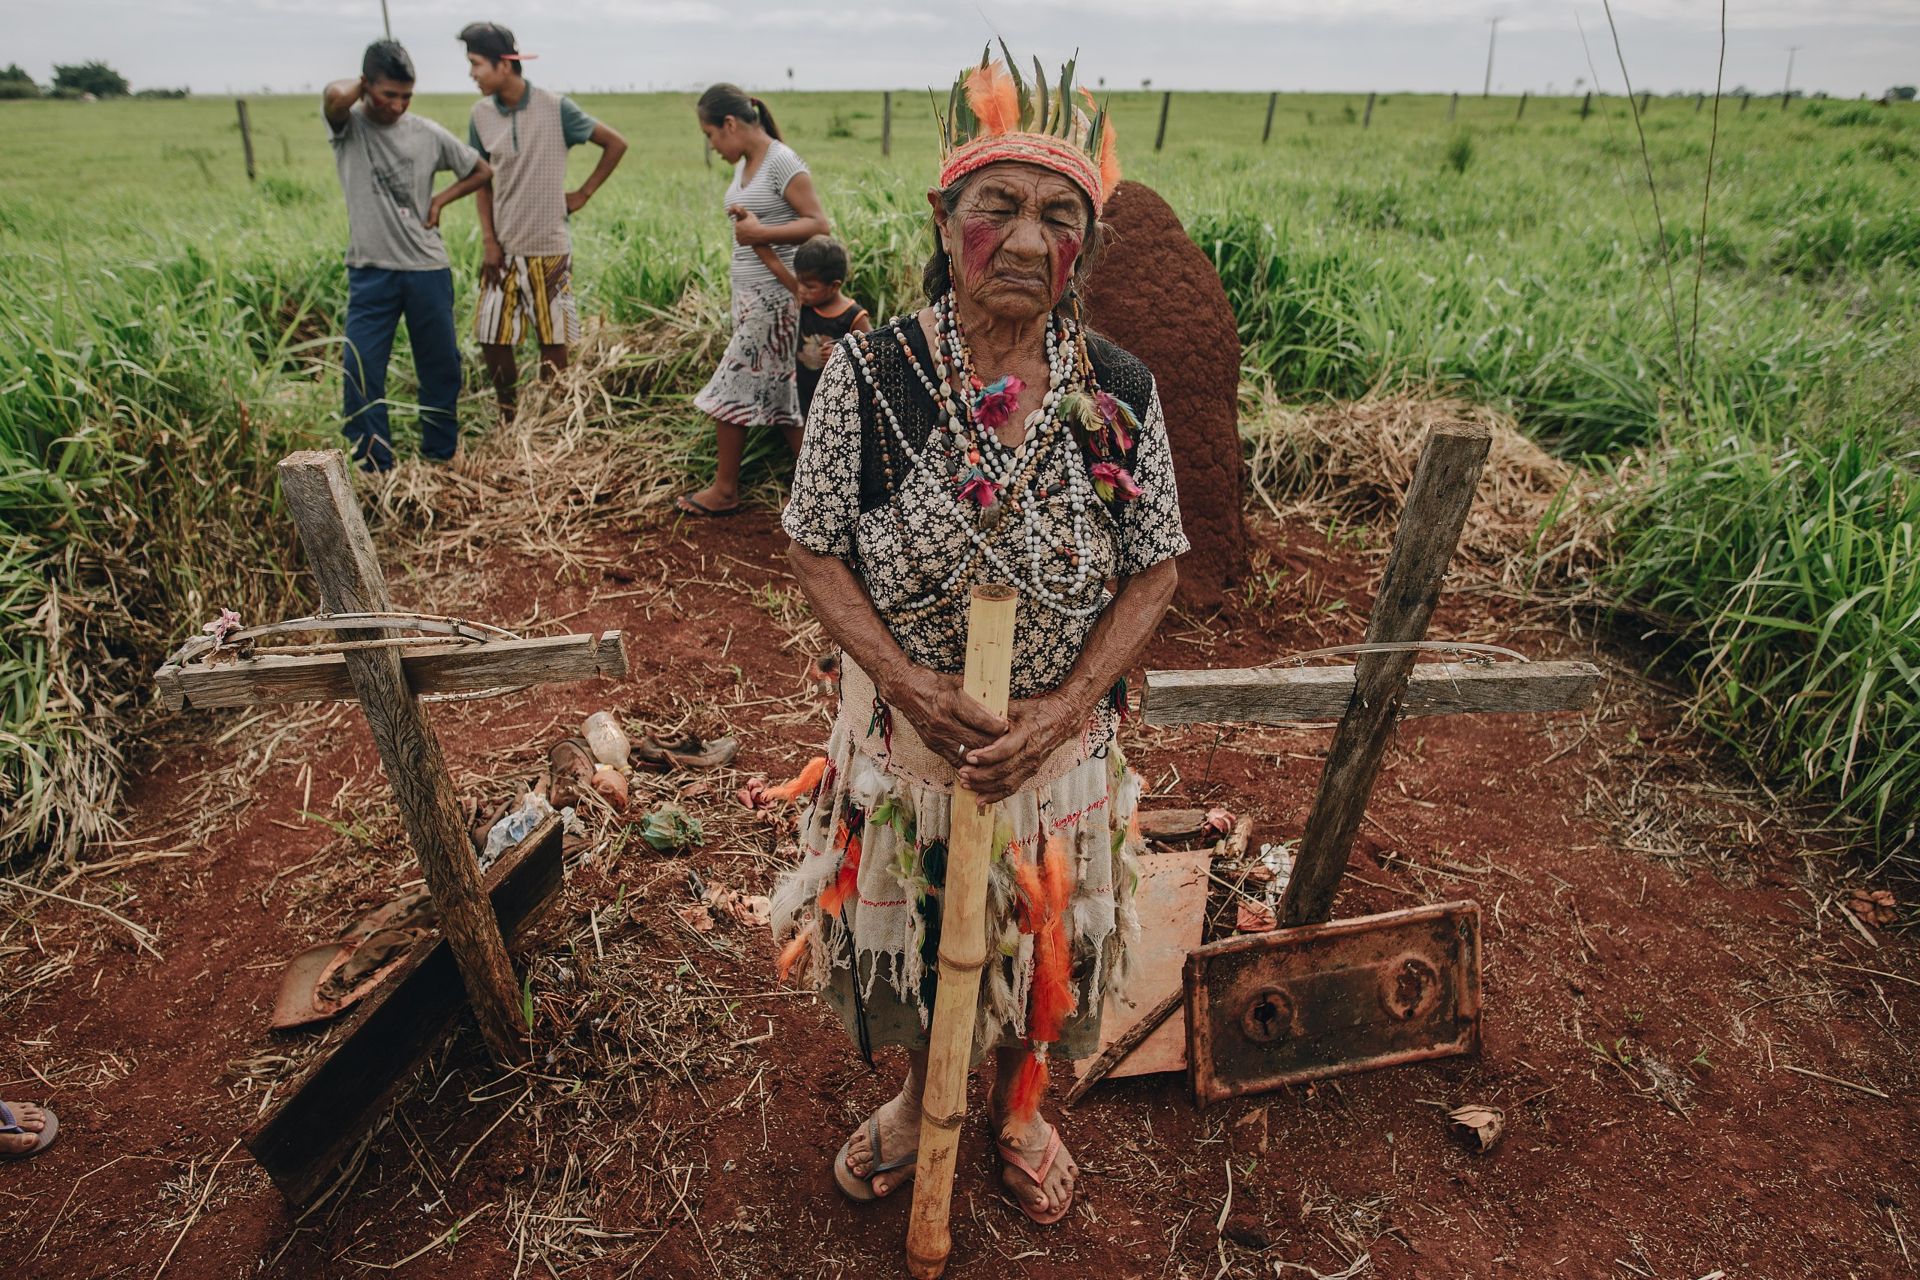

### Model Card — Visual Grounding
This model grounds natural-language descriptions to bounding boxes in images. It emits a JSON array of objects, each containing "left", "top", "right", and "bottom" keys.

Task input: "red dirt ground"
[{"left": 6, "top": 501, "right": 1917, "bottom": 1280}]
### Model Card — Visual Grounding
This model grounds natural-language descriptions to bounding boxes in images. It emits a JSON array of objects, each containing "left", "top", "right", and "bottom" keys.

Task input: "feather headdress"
[{"left": 936, "top": 43, "right": 1120, "bottom": 214}]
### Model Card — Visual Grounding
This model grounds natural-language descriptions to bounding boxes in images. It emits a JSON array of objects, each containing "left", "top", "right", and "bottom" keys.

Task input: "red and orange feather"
[{"left": 966, "top": 61, "right": 1021, "bottom": 137}]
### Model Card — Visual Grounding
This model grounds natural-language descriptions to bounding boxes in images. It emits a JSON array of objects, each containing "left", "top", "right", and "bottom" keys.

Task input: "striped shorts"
[{"left": 474, "top": 253, "right": 581, "bottom": 347}]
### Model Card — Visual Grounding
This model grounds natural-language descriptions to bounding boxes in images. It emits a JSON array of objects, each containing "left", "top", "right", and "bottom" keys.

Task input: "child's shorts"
[{"left": 475, "top": 253, "right": 582, "bottom": 347}]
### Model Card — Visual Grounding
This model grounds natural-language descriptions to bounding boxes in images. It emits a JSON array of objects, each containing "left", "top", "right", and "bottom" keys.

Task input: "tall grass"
[
  {"left": 1, "top": 90, "right": 1917, "bottom": 868},
  {"left": 1605, "top": 398, "right": 1920, "bottom": 862}
]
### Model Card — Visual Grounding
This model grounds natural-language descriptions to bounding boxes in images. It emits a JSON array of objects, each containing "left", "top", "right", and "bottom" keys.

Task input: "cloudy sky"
[{"left": 7, "top": 0, "right": 1916, "bottom": 97}]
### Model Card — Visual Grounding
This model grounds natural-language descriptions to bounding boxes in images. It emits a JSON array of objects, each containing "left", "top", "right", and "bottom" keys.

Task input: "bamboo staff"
[{"left": 906, "top": 583, "right": 1018, "bottom": 1279}]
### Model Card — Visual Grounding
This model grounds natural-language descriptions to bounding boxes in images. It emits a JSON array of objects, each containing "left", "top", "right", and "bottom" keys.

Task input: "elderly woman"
[{"left": 771, "top": 53, "right": 1187, "bottom": 1225}]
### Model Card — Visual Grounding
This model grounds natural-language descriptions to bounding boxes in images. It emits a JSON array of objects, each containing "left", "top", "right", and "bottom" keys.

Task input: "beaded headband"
[{"left": 935, "top": 44, "right": 1119, "bottom": 214}]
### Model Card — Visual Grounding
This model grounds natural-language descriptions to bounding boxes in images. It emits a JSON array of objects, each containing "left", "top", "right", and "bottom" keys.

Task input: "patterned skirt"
[
  {"left": 693, "top": 286, "right": 800, "bottom": 430},
  {"left": 770, "top": 654, "right": 1144, "bottom": 1064}
]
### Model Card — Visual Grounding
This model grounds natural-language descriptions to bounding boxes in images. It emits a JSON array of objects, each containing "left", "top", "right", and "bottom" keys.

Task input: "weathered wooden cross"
[
  {"left": 1138, "top": 421, "right": 1601, "bottom": 1103},
  {"left": 154, "top": 449, "right": 627, "bottom": 1200}
]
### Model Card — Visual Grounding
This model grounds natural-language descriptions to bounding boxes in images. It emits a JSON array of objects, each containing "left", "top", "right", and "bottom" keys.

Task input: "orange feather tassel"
[
  {"left": 1015, "top": 839, "right": 1077, "bottom": 1045},
  {"left": 776, "top": 926, "right": 812, "bottom": 982},
  {"left": 764, "top": 755, "right": 828, "bottom": 803},
  {"left": 818, "top": 821, "right": 863, "bottom": 917},
  {"left": 966, "top": 61, "right": 1021, "bottom": 137},
  {"left": 1006, "top": 1051, "right": 1049, "bottom": 1127},
  {"left": 1098, "top": 115, "right": 1121, "bottom": 205}
]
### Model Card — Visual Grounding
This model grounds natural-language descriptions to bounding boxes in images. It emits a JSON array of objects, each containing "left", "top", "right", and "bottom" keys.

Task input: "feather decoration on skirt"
[{"left": 1008, "top": 837, "right": 1077, "bottom": 1124}]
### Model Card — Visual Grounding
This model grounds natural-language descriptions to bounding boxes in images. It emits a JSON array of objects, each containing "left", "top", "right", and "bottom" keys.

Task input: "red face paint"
[
  {"left": 1052, "top": 230, "right": 1082, "bottom": 298},
  {"left": 959, "top": 218, "right": 1002, "bottom": 287}
]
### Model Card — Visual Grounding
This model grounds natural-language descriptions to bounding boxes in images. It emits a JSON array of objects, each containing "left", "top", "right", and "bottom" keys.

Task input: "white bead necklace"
[{"left": 847, "top": 316, "right": 1106, "bottom": 619}]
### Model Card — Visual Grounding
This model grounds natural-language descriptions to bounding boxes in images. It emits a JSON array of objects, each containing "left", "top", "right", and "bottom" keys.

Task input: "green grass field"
[{"left": 2, "top": 89, "right": 1916, "bottom": 866}]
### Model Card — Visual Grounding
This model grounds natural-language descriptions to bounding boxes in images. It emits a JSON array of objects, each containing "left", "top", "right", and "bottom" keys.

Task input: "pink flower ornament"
[
  {"left": 971, "top": 376, "right": 1025, "bottom": 430},
  {"left": 1090, "top": 461, "right": 1143, "bottom": 504},
  {"left": 203, "top": 608, "right": 243, "bottom": 647},
  {"left": 958, "top": 471, "right": 1001, "bottom": 508}
]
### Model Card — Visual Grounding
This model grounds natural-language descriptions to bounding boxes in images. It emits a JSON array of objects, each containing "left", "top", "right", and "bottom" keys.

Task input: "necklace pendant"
[{"left": 979, "top": 500, "right": 1009, "bottom": 532}]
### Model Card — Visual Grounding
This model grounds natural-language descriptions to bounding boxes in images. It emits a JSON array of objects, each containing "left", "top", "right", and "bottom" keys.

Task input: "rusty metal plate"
[{"left": 1184, "top": 900, "right": 1481, "bottom": 1107}]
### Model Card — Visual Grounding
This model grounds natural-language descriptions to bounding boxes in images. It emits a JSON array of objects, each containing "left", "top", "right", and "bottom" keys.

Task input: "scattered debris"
[
  {"left": 1848, "top": 887, "right": 1899, "bottom": 928},
  {"left": 1446, "top": 1103, "right": 1505, "bottom": 1153},
  {"left": 590, "top": 764, "right": 630, "bottom": 812},
  {"left": 640, "top": 803, "right": 703, "bottom": 853},
  {"left": 1139, "top": 808, "right": 1210, "bottom": 843},
  {"left": 270, "top": 890, "right": 435, "bottom": 1029},
  {"left": 582, "top": 710, "right": 631, "bottom": 770},
  {"left": 678, "top": 870, "right": 769, "bottom": 932},
  {"left": 1237, "top": 900, "right": 1278, "bottom": 933},
  {"left": 740, "top": 755, "right": 827, "bottom": 810},
  {"left": 548, "top": 736, "right": 597, "bottom": 810},
  {"left": 637, "top": 733, "right": 740, "bottom": 772},
  {"left": 1237, "top": 842, "right": 1295, "bottom": 933},
  {"left": 483, "top": 789, "right": 557, "bottom": 867}
]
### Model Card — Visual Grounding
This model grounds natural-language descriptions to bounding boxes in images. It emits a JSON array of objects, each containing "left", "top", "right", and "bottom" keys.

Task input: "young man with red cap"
[{"left": 460, "top": 22, "right": 628, "bottom": 422}]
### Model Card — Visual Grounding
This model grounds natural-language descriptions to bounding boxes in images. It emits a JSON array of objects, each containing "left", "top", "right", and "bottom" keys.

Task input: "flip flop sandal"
[
  {"left": 997, "top": 1123, "right": 1073, "bottom": 1225},
  {"left": 676, "top": 495, "right": 742, "bottom": 518},
  {"left": 833, "top": 1115, "right": 918, "bottom": 1202},
  {"left": 0, "top": 1101, "right": 58, "bottom": 1161},
  {"left": 549, "top": 737, "right": 597, "bottom": 810}
]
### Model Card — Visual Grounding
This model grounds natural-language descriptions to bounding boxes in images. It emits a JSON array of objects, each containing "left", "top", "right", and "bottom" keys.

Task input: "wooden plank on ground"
[
  {"left": 244, "top": 816, "right": 563, "bottom": 1206},
  {"left": 155, "top": 631, "right": 629, "bottom": 710},
  {"left": 1143, "top": 660, "right": 1601, "bottom": 727},
  {"left": 1067, "top": 847, "right": 1211, "bottom": 1103}
]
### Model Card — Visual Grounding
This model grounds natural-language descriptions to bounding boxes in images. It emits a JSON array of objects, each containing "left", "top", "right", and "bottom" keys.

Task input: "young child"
[{"left": 750, "top": 233, "right": 870, "bottom": 419}]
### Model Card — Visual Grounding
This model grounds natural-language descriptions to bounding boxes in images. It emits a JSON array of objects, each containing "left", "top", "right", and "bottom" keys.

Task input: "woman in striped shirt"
[{"left": 680, "top": 85, "right": 832, "bottom": 517}]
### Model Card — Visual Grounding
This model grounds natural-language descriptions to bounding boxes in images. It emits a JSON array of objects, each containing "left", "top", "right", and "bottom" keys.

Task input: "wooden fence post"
[
  {"left": 1780, "top": 89, "right": 1791, "bottom": 111},
  {"left": 1640, "top": 91, "right": 1651, "bottom": 113},
  {"left": 1362, "top": 91, "right": 1376, "bottom": 128},
  {"left": 1515, "top": 91, "right": 1527, "bottom": 121},
  {"left": 236, "top": 98, "right": 256, "bottom": 182},
  {"left": 882, "top": 90, "right": 892, "bottom": 157},
  {"left": 1262, "top": 90, "right": 1277, "bottom": 144},
  {"left": 1696, "top": 92, "right": 1705, "bottom": 112},
  {"left": 1741, "top": 92, "right": 1750, "bottom": 112},
  {"left": 1448, "top": 91, "right": 1458, "bottom": 122},
  {"left": 1581, "top": 91, "right": 1592, "bottom": 119},
  {"left": 1155, "top": 90, "right": 1170, "bottom": 151}
]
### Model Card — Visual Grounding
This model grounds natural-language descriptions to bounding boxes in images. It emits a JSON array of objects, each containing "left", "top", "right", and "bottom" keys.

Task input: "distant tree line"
[{"left": 0, "top": 60, "right": 188, "bottom": 100}]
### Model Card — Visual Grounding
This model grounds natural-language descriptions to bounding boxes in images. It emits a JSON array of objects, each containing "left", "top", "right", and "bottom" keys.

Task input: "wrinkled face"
[
  {"left": 699, "top": 115, "right": 746, "bottom": 163},
  {"left": 364, "top": 76, "right": 414, "bottom": 125},
  {"left": 467, "top": 53, "right": 513, "bottom": 97},
  {"left": 931, "top": 162, "right": 1091, "bottom": 321},
  {"left": 795, "top": 274, "right": 838, "bottom": 308}
]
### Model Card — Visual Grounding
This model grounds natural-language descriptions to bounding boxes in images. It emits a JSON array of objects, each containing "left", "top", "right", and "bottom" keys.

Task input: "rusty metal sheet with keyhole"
[{"left": 1184, "top": 900, "right": 1482, "bottom": 1107}]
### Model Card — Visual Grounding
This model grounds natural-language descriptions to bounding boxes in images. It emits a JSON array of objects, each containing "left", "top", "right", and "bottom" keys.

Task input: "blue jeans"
[{"left": 341, "top": 266, "right": 461, "bottom": 468}]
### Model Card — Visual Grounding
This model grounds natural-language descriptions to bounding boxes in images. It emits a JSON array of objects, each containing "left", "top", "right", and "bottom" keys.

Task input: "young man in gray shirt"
[
  {"left": 323, "top": 40, "right": 492, "bottom": 470},
  {"left": 460, "top": 22, "right": 627, "bottom": 422}
]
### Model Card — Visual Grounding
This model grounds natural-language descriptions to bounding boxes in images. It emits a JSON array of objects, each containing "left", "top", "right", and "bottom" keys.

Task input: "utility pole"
[
  {"left": 1782, "top": 44, "right": 1801, "bottom": 107},
  {"left": 381, "top": 0, "right": 391, "bottom": 39},
  {"left": 1483, "top": 17, "right": 1503, "bottom": 98}
]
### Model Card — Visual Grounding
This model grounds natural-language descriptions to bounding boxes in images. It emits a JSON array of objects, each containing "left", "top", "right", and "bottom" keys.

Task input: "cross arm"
[
  {"left": 155, "top": 631, "right": 628, "bottom": 710},
  {"left": 1143, "top": 659, "right": 1602, "bottom": 727}
]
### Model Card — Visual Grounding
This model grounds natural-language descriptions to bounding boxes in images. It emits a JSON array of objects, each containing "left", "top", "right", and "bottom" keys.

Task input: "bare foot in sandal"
[
  {"left": 989, "top": 1066, "right": 1078, "bottom": 1223},
  {"left": 0, "top": 1100, "right": 56, "bottom": 1159},
  {"left": 835, "top": 1090, "right": 921, "bottom": 1201}
]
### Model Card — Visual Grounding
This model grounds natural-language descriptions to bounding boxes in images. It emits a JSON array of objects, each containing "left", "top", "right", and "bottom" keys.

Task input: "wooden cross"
[
  {"left": 1144, "top": 421, "right": 1601, "bottom": 926},
  {"left": 154, "top": 449, "right": 627, "bottom": 1065}
]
